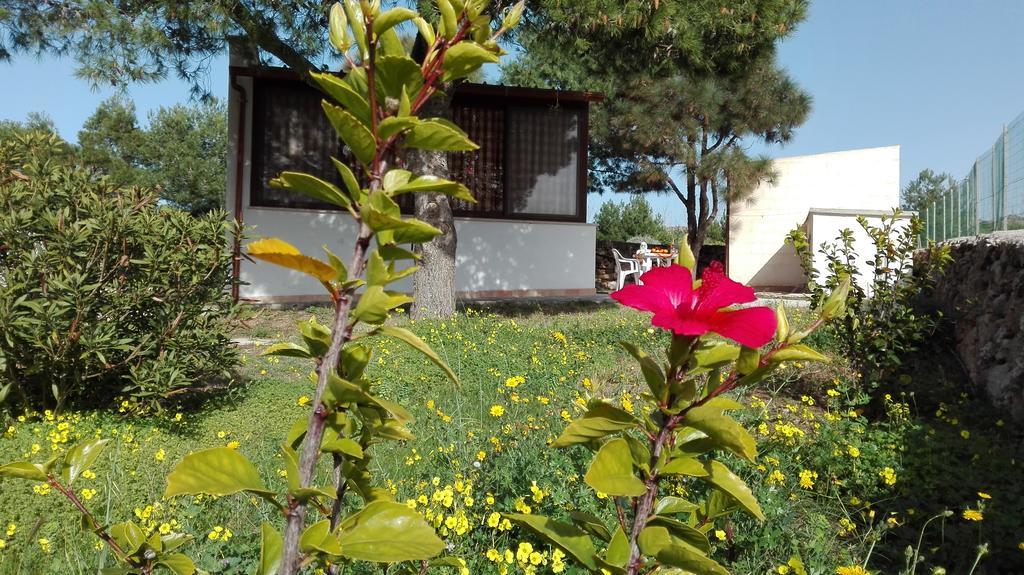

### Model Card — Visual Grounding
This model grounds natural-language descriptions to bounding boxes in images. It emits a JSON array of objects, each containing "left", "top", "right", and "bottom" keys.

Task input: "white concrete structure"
[
  {"left": 227, "top": 68, "right": 597, "bottom": 304},
  {"left": 728, "top": 146, "right": 902, "bottom": 291}
]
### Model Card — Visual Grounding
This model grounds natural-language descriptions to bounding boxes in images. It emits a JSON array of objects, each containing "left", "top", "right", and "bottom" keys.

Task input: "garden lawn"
[{"left": 0, "top": 303, "right": 1020, "bottom": 574}]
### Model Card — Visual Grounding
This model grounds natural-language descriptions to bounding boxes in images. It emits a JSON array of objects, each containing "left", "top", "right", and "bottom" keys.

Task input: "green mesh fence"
[{"left": 921, "top": 110, "right": 1024, "bottom": 242}]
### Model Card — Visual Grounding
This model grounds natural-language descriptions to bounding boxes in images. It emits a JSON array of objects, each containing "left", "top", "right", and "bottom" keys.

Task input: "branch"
[{"left": 224, "top": 0, "right": 320, "bottom": 84}]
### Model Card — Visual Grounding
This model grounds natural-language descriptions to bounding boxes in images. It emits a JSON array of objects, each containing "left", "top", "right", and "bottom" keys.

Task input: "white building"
[
  {"left": 728, "top": 145, "right": 907, "bottom": 292},
  {"left": 226, "top": 61, "right": 600, "bottom": 304}
]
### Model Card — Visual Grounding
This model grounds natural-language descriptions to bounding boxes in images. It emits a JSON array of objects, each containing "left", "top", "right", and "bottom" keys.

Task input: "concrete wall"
[
  {"left": 227, "top": 74, "right": 596, "bottom": 303},
  {"left": 728, "top": 146, "right": 902, "bottom": 290},
  {"left": 922, "top": 232, "right": 1024, "bottom": 421}
]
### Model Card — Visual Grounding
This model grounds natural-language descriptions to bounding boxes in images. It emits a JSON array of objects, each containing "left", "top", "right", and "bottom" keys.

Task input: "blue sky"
[{"left": 3, "top": 1, "right": 1024, "bottom": 226}]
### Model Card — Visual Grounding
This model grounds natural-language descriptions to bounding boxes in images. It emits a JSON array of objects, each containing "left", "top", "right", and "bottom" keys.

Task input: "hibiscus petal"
[
  {"left": 695, "top": 264, "right": 756, "bottom": 313},
  {"left": 705, "top": 306, "right": 777, "bottom": 348},
  {"left": 611, "top": 283, "right": 671, "bottom": 314},
  {"left": 635, "top": 265, "right": 694, "bottom": 309}
]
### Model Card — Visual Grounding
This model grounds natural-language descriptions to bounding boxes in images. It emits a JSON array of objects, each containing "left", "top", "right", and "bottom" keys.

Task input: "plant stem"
[
  {"left": 280, "top": 225, "right": 372, "bottom": 574},
  {"left": 625, "top": 418, "right": 676, "bottom": 575}
]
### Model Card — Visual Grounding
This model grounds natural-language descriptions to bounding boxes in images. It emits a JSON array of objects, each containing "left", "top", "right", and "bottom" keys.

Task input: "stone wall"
[
  {"left": 596, "top": 241, "right": 725, "bottom": 292},
  {"left": 923, "top": 231, "right": 1024, "bottom": 420}
]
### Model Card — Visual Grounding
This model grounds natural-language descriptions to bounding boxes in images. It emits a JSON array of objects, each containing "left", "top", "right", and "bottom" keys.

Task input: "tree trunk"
[{"left": 410, "top": 96, "right": 457, "bottom": 320}]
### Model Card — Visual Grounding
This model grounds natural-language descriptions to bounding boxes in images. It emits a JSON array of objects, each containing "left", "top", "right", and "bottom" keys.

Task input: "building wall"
[
  {"left": 228, "top": 74, "right": 596, "bottom": 303},
  {"left": 728, "top": 146, "right": 901, "bottom": 290},
  {"left": 806, "top": 211, "right": 913, "bottom": 295}
]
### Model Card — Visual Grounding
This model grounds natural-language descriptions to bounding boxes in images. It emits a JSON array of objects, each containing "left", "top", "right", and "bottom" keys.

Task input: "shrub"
[
  {"left": 786, "top": 211, "right": 951, "bottom": 388},
  {"left": 0, "top": 131, "right": 238, "bottom": 411}
]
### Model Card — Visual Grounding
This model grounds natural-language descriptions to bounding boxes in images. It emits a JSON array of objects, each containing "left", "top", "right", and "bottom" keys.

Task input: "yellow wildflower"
[
  {"left": 489, "top": 405, "right": 505, "bottom": 417},
  {"left": 962, "top": 509, "right": 983, "bottom": 521},
  {"left": 835, "top": 566, "right": 870, "bottom": 575}
]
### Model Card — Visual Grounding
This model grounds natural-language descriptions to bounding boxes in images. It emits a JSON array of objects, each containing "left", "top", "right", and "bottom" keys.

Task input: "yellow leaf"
[{"left": 247, "top": 238, "right": 336, "bottom": 283}]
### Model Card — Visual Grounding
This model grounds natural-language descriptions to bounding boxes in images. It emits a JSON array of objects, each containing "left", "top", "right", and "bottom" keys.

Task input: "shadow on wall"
[
  {"left": 455, "top": 222, "right": 591, "bottom": 293},
  {"left": 240, "top": 210, "right": 360, "bottom": 299},
  {"left": 746, "top": 243, "right": 808, "bottom": 292}
]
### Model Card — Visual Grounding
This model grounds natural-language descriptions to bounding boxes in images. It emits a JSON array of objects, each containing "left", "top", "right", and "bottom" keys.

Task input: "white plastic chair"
[{"left": 612, "top": 248, "right": 642, "bottom": 290}]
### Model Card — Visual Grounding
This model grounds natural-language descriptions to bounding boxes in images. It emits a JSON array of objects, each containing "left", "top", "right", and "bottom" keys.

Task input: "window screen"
[{"left": 506, "top": 107, "right": 581, "bottom": 217}]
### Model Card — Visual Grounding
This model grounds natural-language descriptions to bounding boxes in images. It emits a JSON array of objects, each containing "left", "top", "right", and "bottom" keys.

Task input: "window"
[
  {"left": 506, "top": 106, "right": 581, "bottom": 217},
  {"left": 250, "top": 78, "right": 357, "bottom": 210},
  {"left": 247, "top": 76, "right": 588, "bottom": 221}
]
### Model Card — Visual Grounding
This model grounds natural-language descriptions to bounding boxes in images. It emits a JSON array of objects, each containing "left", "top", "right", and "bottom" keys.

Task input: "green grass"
[{"left": 0, "top": 303, "right": 1020, "bottom": 575}]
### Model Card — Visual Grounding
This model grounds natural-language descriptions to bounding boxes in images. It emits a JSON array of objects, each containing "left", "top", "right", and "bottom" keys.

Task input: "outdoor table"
[{"left": 634, "top": 251, "right": 677, "bottom": 272}]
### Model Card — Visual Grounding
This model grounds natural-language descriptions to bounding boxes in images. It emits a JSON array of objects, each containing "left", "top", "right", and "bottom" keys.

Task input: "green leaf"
[
  {"left": 771, "top": 344, "right": 830, "bottom": 364},
  {"left": 684, "top": 407, "right": 757, "bottom": 462},
  {"left": 412, "top": 17, "right": 435, "bottom": 46},
  {"left": 352, "top": 286, "right": 412, "bottom": 325},
  {"left": 646, "top": 516, "right": 711, "bottom": 555},
  {"left": 393, "top": 175, "right": 474, "bottom": 202},
  {"left": 300, "top": 519, "right": 343, "bottom": 556},
  {"left": 605, "top": 526, "right": 630, "bottom": 567},
  {"left": 568, "top": 510, "right": 611, "bottom": 542},
  {"left": 160, "top": 533, "right": 191, "bottom": 553},
  {"left": 691, "top": 342, "right": 740, "bottom": 371},
  {"left": 382, "top": 169, "right": 413, "bottom": 193},
  {"left": 378, "top": 116, "right": 420, "bottom": 140},
  {"left": 322, "top": 437, "right": 364, "bottom": 459},
  {"left": 256, "top": 521, "right": 284, "bottom": 568},
  {"left": 328, "top": 3, "right": 350, "bottom": 53},
  {"left": 584, "top": 438, "right": 646, "bottom": 497},
  {"left": 341, "top": 343, "right": 372, "bottom": 379},
  {"left": 676, "top": 239, "right": 696, "bottom": 272},
  {"left": 324, "top": 374, "right": 413, "bottom": 424},
  {"left": 110, "top": 521, "right": 147, "bottom": 556},
  {"left": 503, "top": 514, "right": 599, "bottom": 571},
  {"left": 403, "top": 118, "right": 478, "bottom": 152},
  {"left": 343, "top": 0, "right": 368, "bottom": 57},
  {"left": 156, "top": 553, "right": 195, "bottom": 575},
  {"left": 620, "top": 342, "right": 667, "bottom": 400},
  {"left": 379, "top": 244, "right": 420, "bottom": 261},
  {"left": 164, "top": 448, "right": 272, "bottom": 498},
  {"left": 653, "top": 496, "right": 699, "bottom": 515},
  {"left": 551, "top": 401, "right": 639, "bottom": 447},
  {"left": 375, "top": 325, "right": 458, "bottom": 384},
  {"left": 337, "top": 501, "right": 444, "bottom": 562},
  {"left": 442, "top": 42, "right": 500, "bottom": 80},
  {"left": 374, "top": 55, "right": 423, "bottom": 100},
  {"left": 322, "top": 101, "right": 376, "bottom": 165},
  {"left": 297, "top": 316, "right": 332, "bottom": 357},
  {"left": 373, "top": 7, "right": 417, "bottom": 36},
  {"left": 737, "top": 346, "right": 760, "bottom": 374},
  {"left": 437, "top": 0, "right": 458, "bottom": 39},
  {"left": 645, "top": 528, "right": 729, "bottom": 575},
  {"left": 700, "top": 460, "right": 764, "bottom": 521},
  {"left": 0, "top": 461, "right": 50, "bottom": 482},
  {"left": 261, "top": 342, "right": 312, "bottom": 359},
  {"left": 270, "top": 172, "right": 351, "bottom": 209},
  {"left": 61, "top": 438, "right": 109, "bottom": 485},
  {"left": 819, "top": 274, "right": 851, "bottom": 320},
  {"left": 775, "top": 303, "right": 790, "bottom": 343},
  {"left": 362, "top": 207, "right": 443, "bottom": 243},
  {"left": 254, "top": 519, "right": 284, "bottom": 572},
  {"left": 281, "top": 445, "right": 336, "bottom": 501},
  {"left": 659, "top": 456, "right": 708, "bottom": 477},
  {"left": 331, "top": 157, "right": 361, "bottom": 198}
]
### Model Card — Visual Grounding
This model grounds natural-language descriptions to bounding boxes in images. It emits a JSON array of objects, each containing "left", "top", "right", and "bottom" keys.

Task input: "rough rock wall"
[{"left": 925, "top": 232, "right": 1024, "bottom": 420}]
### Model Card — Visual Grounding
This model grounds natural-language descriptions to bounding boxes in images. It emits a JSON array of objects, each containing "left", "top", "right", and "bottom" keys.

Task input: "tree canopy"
[
  {"left": 504, "top": 0, "right": 811, "bottom": 257},
  {"left": 594, "top": 195, "right": 674, "bottom": 245},
  {"left": 902, "top": 168, "right": 956, "bottom": 211},
  {"left": 76, "top": 96, "right": 228, "bottom": 214}
]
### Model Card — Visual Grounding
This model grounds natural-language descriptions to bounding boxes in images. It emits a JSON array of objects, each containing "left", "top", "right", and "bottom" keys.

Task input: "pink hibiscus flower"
[{"left": 611, "top": 262, "right": 777, "bottom": 348}]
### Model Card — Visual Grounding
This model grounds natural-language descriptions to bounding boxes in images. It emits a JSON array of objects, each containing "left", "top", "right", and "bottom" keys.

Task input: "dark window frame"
[{"left": 244, "top": 71, "right": 591, "bottom": 223}]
